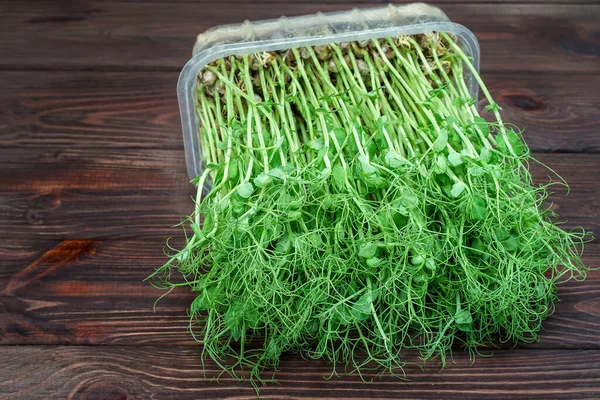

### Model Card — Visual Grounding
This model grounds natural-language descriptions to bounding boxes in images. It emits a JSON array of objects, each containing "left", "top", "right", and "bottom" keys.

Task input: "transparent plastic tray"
[{"left": 178, "top": 2, "right": 480, "bottom": 180}]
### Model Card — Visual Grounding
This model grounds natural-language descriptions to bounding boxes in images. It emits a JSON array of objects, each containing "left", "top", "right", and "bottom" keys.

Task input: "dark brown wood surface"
[
  {"left": 2, "top": 347, "right": 600, "bottom": 399},
  {"left": 1, "top": 0, "right": 599, "bottom": 399}
]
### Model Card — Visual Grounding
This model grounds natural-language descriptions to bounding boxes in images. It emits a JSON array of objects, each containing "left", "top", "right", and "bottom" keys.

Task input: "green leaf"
[
  {"left": 275, "top": 235, "right": 292, "bottom": 254},
  {"left": 450, "top": 181, "right": 467, "bottom": 198},
  {"left": 467, "top": 165, "right": 484, "bottom": 177},
  {"left": 305, "top": 319, "right": 319, "bottom": 334},
  {"left": 429, "top": 86, "right": 446, "bottom": 99},
  {"left": 454, "top": 309, "right": 473, "bottom": 332},
  {"left": 322, "top": 196, "right": 332, "bottom": 210},
  {"left": 319, "top": 167, "right": 331, "bottom": 180},
  {"left": 401, "top": 193, "right": 419, "bottom": 209},
  {"left": 435, "top": 154, "right": 447, "bottom": 172},
  {"left": 308, "top": 232, "right": 323, "bottom": 248},
  {"left": 536, "top": 282, "right": 546, "bottom": 299},
  {"left": 265, "top": 338, "right": 281, "bottom": 360},
  {"left": 470, "top": 196, "right": 487, "bottom": 220},
  {"left": 473, "top": 116, "right": 490, "bottom": 136},
  {"left": 332, "top": 304, "right": 353, "bottom": 326},
  {"left": 206, "top": 163, "right": 222, "bottom": 171},
  {"left": 307, "top": 138, "right": 324, "bottom": 151},
  {"left": 358, "top": 155, "right": 380, "bottom": 185},
  {"left": 351, "top": 290, "right": 378, "bottom": 320},
  {"left": 286, "top": 210, "right": 302, "bottom": 221},
  {"left": 396, "top": 205, "right": 409, "bottom": 216},
  {"left": 384, "top": 150, "right": 407, "bottom": 168},
  {"left": 433, "top": 128, "right": 448, "bottom": 152},
  {"left": 495, "top": 229, "right": 511, "bottom": 241},
  {"left": 418, "top": 163, "right": 428, "bottom": 178},
  {"left": 366, "top": 257, "right": 381, "bottom": 269},
  {"left": 273, "top": 136, "right": 285, "bottom": 149},
  {"left": 190, "top": 291, "right": 211, "bottom": 314},
  {"left": 506, "top": 130, "right": 524, "bottom": 155},
  {"left": 315, "top": 145, "right": 326, "bottom": 161},
  {"left": 366, "top": 89, "right": 380, "bottom": 101},
  {"left": 268, "top": 167, "right": 287, "bottom": 181},
  {"left": 236, "top": 182, "right": 254, "bottom": 199},
  {"left": 392, "top": 199, "right": 410, "bottom": 216},
  {"left": 332, "top": 163, "right": 347, "bottom": 190},
  {"left": 411, "top": 255, "right": 425, "bottom": 266},
  {"left": 254, "top": 172, "right": 273, "bottom": 188},
  {"left": 190, "top": 174, "right": 202, "bottom": 185},
  {"left": 502, "top": 235, "right": 518, "bottom": 252},
  {"left": 358, "top": 242, "right": 377, "bottom": 259},
  {"left": 334, "top": 128, "right": 346, "bottom": 146},
  {"left": 366, "top": 140, "right": 377, "bottom": 158},
  {"left": 277, "top": 192, "right": 293, "bottom": 210},
  {"left": 227, "top": 160, "right": 239, "bottom": 181},
  {"left": 424, "top": 257, "right": 436, "bottom": 272},
  {"left": 224, "top": 303, "right": 244, "bottom": 341},
  {"left": 231, "top": 198, "right": 245, "bottom": 214},
  {"left": 413, "top": 273, "right": 426, "bottom": 284},
  {"left": 479, "top": 147, "right": 491, "bottom": 163},
  {"left": 485, "top": 103, "right": 502, "bottom": 112},
  {"left": 447, "top": 152, "right": 463, "bottom": 166},
  {"left": 217, "top": 141, "right": 229, "bottom": 150},
  {"left": 244, "top": 306, "right": 261, "bottom": 330},
  {"left": 470, "top": 238, "right": 485, "bottom": 254},
  {"left": 236, "top": 216, "right": 249, "bottom": 233},
  {"left": 496, "top": 133, "right": 509, "bottom": 155},
  {"left": 280, "top": 164, "right": 296, "bottom": 175}
]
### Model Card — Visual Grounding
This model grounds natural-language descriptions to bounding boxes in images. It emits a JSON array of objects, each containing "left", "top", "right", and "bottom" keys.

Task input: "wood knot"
[
  {"left": 24, "top": 191, "right": 62, "bottom": 226},
  {"left": 24, "top": 209, "right": 44, "bottom": 225},
  {"left": 500, "top": 93, "right": 545, "bottom": 111},
  {"left": 42, "top": 240, "right": 100, "bottom": 265},
  {"left": 33, "top": 192, "right": 62, "bottom": 209},
  {"left": 2, "top": 240, "right": 101, "bottom": 295},
  {"left": 7, "top": 324, "right": 29, "bottom": 337},
  {"left": 559, "top": 39, "right": 600, "bottom": 56}
]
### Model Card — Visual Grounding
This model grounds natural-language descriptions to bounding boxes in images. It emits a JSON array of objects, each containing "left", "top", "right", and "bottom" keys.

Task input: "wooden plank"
[
  {"left": 0, "top": 237, "right": 598, "bottom": 347},
  {"left": 481, "top": 72, "right": 600, "bottom": 153},
  {"left": 0, "top": 148, "right": 191, "bottom": 239},
  {"left": 0, "top": 71, "right": 181, "bottom": 149},
  {"left": 0, "top": 2, "right": 598, "bottom": 72},
  {"left": 0, "top": 346, "right": 599, "bottom": 399},
  {"left": 0, "top": 150, "right": 597, "bottom": 239},
  {"left": 1, "top": 71, "right": 598, "bottom": 153}
]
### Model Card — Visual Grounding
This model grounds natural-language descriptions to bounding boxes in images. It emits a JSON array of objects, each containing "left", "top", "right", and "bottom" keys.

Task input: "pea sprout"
[{"left": 147, "top": 33, "right": 592, "bottom": 391}]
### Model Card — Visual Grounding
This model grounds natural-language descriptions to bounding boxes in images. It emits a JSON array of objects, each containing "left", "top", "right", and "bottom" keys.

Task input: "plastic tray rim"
[{"left": 178, "top": 19, "right": 480, "bottom": 181}]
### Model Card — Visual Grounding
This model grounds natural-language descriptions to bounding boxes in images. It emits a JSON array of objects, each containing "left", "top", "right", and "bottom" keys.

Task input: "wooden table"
[{"left": 1, "top": 1, "right": 599, "bottom": 398}]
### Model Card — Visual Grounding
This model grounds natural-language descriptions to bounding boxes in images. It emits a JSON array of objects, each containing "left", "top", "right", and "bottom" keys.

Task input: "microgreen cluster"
[{"left": 149, "top": 32, "right": 591, "bottom": 387}]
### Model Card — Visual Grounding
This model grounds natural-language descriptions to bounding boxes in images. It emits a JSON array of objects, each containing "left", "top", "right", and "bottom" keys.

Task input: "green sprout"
[{"left": 147, "top": 32, "right": 592, "bottom": 391}]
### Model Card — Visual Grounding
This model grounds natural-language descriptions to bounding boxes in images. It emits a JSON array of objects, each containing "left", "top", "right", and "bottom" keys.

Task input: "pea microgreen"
[{"left": 147, "top": 33, "right": 592, "bottom": 392}]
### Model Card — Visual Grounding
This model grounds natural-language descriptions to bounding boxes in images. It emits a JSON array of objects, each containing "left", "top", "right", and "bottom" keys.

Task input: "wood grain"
[
  {"left": 1, "top": 2, "right": 598, "bottom": 72},
  {"left": 0, "top": 71, "right": 181, "bottom": 149},
  {"left": 0, "top": 150, "right": 597, "bottom": 239},
  {"left": 1, "top": 71, "right": 598, "bottom": 152},
  {"left": 1, "top": 0, "right": 599, "bottom": 397},
  {"left": 0, "top": 346, "right": 599, "bottom": 399},
  {"left": 0, "top": 237, "right": 598, "bottom": 347}
]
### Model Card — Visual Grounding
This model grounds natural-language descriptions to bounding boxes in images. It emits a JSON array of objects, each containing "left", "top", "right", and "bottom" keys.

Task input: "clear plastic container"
[{"left": 178, "top": 2, "right": 480, "bottom": 181}]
